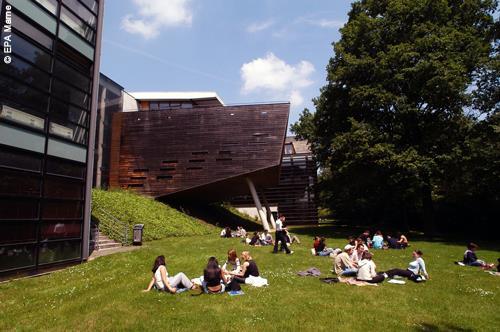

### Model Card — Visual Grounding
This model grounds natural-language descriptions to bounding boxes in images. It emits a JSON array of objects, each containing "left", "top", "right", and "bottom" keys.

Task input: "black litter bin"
[{"left": 133, "top": 224, "right": 144, "bottom": 245}]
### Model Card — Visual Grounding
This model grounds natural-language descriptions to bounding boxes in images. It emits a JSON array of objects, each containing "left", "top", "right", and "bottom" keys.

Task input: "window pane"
[
  {"left": 0, "top": 168, "right": 41, "bottom": 197},
  {"left": 0, "top": 122, "right": 46, "bottom": 154},
  {"left": 0, "top": 55, "right": 50, "bottom": 91},
  {"left": 50, "top": 99, "right": 89, "bottom": 128},
  {"left": 0, "top": 198, "right": 38, "bottom": 220},
  {"left": 41, "top": 200, "right": 82, "bottom": 219},
  {"left": 46, "top": 157, "right": 85, "bottom": 179},
  {"left": 7, "top": 0, "right": 57, "bottom": 34},
  {"left": 56, "top": 42, "right": 92, "bottom": 76},
  {"left": 0, "top": 104, "right": 45, "bottom": 130},
  {"left": 49, "top": 121, "right": 87, "bottom": 144},
  {"left": 38, "top": 240, "right": 81, "bottom": 264},
  {"left": 58, "top": 25, "right": 94, "bottom": 60},
  {"left": 150, "top": 102, "right": 159, "bottom": 111},
  {"left": 0, "top": 244, "right": 35, "bottom": 271},
  {"left": 0, "top": 147, "right": 42, "bottom": 171},
  {"left": 11, "top": 11, "right": 52, "bottom": 50},
  {"left": 34, "top": 0, "right": 58, "bottom": 14},
  {"left": 40, "top": 221, "right": 81, "bottom": 240},
  {"left": 52, "top": 79, "right": 89, "bottom": 109},
  {"left": 61, "top": 7, "right": 95, "bottom": 44},
  {"left": 62, "top": 0, "right": 96, "bottom": 29},
  {"left": 53, "top": 60, "right": 91, "bottom": 93},
  {"left": 0, "top": 222, "right": 37, "bottom": 244},
  {"left": 0, "top": 76, "right": 49, "bottom": 113},
  {"left": 4, "top": 33, "right": 52, "bottom": 71},
  {"left": 47, "top": 138, "right": 87, "bottom": 162},
  {"left": 80, "top": 0, "right": 98, "bottom": 14},
  {"left": 44, "top": 176, "right": 83, "bottom": 200}
]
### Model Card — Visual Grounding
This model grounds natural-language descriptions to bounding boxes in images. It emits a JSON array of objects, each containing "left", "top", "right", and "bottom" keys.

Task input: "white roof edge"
[{"left": 127, "top": 91, "right": 225, "bottom": 105}]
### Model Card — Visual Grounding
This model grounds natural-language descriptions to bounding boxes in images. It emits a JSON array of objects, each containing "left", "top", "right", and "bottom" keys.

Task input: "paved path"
[{"left": 88, "top": 245, "right": 142, "bottom": 261}]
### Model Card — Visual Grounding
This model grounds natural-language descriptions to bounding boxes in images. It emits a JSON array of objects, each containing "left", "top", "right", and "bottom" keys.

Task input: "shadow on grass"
[{"left": 414, "top": 323, "right": 473, "bottom": 331}]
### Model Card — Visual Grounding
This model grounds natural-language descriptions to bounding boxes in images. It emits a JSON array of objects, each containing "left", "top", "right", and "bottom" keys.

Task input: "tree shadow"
[{"left": 413, "top": 322, "right": 473, "bottom": 331}]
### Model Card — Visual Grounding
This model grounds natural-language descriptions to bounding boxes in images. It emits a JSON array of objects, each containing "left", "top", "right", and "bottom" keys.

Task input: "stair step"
[
  {"left": 98, "top": 243, "right": 122, "bottom": 249},
  {"left": 98, "top": 239, "right": 118, "bottom": 245}
]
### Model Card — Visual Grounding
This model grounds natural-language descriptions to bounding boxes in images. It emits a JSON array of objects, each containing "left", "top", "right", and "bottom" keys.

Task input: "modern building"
[
  {"left": 0, "top": 0, "right": 104, "bottom": 278},
  {"left": 107, "top": 92, "right": 290, "bottom": 230},
  {"left": 231, "top": 137, "right": 318, "bottom": 225}
]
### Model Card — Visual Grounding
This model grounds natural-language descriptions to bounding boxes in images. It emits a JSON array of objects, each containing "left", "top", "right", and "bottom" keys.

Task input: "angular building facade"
[{"left": 0, "top": 0, "right": 104, "bottom": 278}]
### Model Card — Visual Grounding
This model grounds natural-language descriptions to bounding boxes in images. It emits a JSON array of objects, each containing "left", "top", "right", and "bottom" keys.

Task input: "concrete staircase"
[{"left": 96, "top": 233, "right": 122, "bottom": 251}]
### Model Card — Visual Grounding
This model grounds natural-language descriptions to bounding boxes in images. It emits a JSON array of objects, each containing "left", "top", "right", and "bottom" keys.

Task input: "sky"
[{"left": 100, "top": 0, "right": 353, "bottom": 129}]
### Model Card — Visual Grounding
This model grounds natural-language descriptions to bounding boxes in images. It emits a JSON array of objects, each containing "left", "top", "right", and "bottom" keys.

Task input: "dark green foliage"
[
  {"left": 92, "top": 189, "right": 215, "bottom": 241},
  {"left": 293, "top": 0, "right": 499, "bottom": 233}
]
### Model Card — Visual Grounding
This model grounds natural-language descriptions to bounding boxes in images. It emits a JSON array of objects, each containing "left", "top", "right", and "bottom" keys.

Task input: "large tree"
[{"left": 294, "top": 0, "right": 499, "bottom": 233}]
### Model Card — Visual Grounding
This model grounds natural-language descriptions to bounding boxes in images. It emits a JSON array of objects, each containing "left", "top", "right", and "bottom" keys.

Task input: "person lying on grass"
[
  {"left": 385, "top": 250, "right": 429, "bottom": 282},
  {"left": 334, "top": 245, "right": 358, "bottom": 276},
  {"left": 230, "top": 251, "right": 260, "bottom": 284},
  {"left": 462, "top": 243, "right": 495, "bottom": 269},
  {"left": 143, "top": 255, "right": 197, "bottom": 293},
  {"left": 356, "top": 252, "right": 386, "bottom": 284},
  {"left": 284, "top": 229, "right": 301, "bottom": 245},
  {"left": 260, "top": 230, "right": 274, "bottom": 245}
]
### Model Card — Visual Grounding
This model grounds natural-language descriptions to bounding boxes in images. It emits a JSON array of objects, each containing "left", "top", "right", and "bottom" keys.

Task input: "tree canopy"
[{"left": 293, "top": 0, "right": 499, "bottom": 234}]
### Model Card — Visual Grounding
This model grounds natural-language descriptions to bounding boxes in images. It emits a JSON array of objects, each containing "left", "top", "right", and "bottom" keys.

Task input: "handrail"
[{"left": 92, "top": 206, "right": 130, "bottom": 246}]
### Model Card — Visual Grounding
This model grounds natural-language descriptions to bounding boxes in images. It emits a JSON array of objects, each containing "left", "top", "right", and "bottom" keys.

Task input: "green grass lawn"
[{"left": 1, "top": 226, "right": 499, "bottom": 331}]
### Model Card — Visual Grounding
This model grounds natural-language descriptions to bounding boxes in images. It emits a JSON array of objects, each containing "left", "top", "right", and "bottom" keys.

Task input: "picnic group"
[{"left": 143, "top": 215, "right": 499, "bottom": 294}]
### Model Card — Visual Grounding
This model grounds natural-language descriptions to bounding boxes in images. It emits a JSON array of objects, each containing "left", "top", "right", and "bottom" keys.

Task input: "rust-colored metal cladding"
[{"left": 109, "top": 103, "right": 290, "bottom": 201}]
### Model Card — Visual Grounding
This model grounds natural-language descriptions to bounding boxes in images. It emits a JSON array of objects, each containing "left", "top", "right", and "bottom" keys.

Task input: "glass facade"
[{"left": 0, "top": 0, "right": 102, "bottom": 277}]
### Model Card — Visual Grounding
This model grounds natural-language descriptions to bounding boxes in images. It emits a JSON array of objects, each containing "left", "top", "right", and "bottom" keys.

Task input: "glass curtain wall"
[{"left": 0, "top": 0, "right": 100, "bottom": 276}]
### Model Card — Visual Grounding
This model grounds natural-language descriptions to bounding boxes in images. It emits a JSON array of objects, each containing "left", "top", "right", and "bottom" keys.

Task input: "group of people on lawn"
[
  {"left": 143, "top": 249, "right": 261, "bottom": 294},
  {"left": 144, "top": 217, "right": 498, "bottom": 293}
]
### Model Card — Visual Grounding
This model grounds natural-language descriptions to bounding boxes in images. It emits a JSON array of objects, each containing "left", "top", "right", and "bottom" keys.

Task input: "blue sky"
[{"left": 100, "top": 0, "right": 353, "bottom": 128}]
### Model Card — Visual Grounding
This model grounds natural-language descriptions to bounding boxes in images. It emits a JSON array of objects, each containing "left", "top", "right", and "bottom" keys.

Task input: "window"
[
  {"left": 60, "top": 6, "right": 95, "bottom": 44},
  {"left": 56, "top": 42, "right": 93, "bottom": 75},
  {"left": 43, "top": 175, "right": 84, "bottom": 200},
  {"left": 284, "top": 144, "right": 294, "bottom": 155},
  {"left": 50, "top": 99, "right": 89, "bottom": 128},
  {"left": 58, "top": 25, "right": 94, "bottom": 60},
  {"left": 53, "top": 59, "right": 91, "bottom": 93},
  {"left": 0, "top": 168, "right": 41, "bottom": 197},
  {"left": 0, "top": 76, "right": 49, "bottom": 113},
  {"left": 40, "top": 221, "right": 81, "bottom": 240},
  {"left": 11, "top": 11, "right": 53, "bottom": 50},
  {"left": 47, "top": 138, "right": 87, "bottom": 163},
  {"left": 0, "top": 105, "right": 45, "bottom": 130},
  {"left": 38, "top": 240, "right": 81, "bottom": 264},
  {"left": 46, "top": 157, "right": 85, "bottom": 179},
  {"left": 62, "top": 0, "right": 96, "bottom": 29},
  {"left": 0, "top": 147, "right": 42, "bottom": 172},
  {"left": 42, "top": 200, "right": 83, "bottom": 219},
  {"left": 49, "top": 121, "right": 88, "bottom": 144},
  {"left": 79, "top": 0, "right": 98, "bottom": 14},
  {"left": 181, "top": 103, "right": 193, "bottom": 109},
  {"left": 0, "top": 222, "right": 37, "bottom": 244},
  {"left": 149, "top": 102, "right": 159, "bottom": 111},
  {"left": 8, "top": 0, "right": 57, "bottom": 34},
  {"left": 8, "top": 33, "right": 52, "bottom": 71},
  {"left": 0, "top": 123, "right": 46, "bottom": 153},
  {"left": 0, "top": 244, "right": 36, "bottom": 271},
  {"left": 0, "top": 198, "right": 39, "bottom": 220},
  {"left": 0, "top": 55, "right": 51, "bottom": 91},
  {"left": 52, "top": 79, "right": 89, "bottom": 109},
  {"left": 34, "top": 0, "right": 58, "bottom": 15}
]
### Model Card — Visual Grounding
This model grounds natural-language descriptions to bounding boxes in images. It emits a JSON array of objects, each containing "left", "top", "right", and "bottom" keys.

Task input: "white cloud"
[
  {"left": 240, "top": 53, "right": 315, "bottom": 107},
  {"left": 121, "top": 0, "right": 192, "bottom": 39},
  {"left": 246, "top": 19, "right": 275, "bottom": 33},
  {"left": 298, "top": 17, "right": 345, "bottom": 29}
]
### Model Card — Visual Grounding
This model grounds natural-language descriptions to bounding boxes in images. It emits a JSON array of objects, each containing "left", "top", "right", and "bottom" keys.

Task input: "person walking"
[{"left": 272, "top": 215, "right": 293, "bottom": 254}]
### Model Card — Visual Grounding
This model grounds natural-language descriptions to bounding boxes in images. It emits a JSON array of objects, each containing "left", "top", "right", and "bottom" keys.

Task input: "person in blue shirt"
[{"left": 372, "top": 231, "right": 384, "bottom": 249}]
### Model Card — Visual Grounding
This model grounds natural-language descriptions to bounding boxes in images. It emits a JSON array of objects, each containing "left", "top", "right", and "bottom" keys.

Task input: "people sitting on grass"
[
  {"left": 386, "top": 235, "right": 402, "bottom": 249},
  {"left": 230, "top": 251, "right": 260, "bottom": 283},
  {"left": 260, "top": 230, "right": 274, "bottom": 245},
  {"left": 284, "top": 229, "right": 301, "bottom": 245},
  {"left": 372, "top": 231, "right": 384, "bottom": 249},
  {"left": 356, "top": 252, "right": 386, "bottom": 284},
  {"left": 203, "top": 257, "right": 227, "bottom": 294},
  {"left": 314, "top": 237, "right": 338, "bottom": 256},
  {"left": 143, "top": 255, "right": 197, "bottom": 293},
  {"left": 235, "top": 226, "right": 247, "bottom": 238},
  {"left": 222, "top": 249, "right": 240, "bottom": 275},
  {"left": 397, "top": 232, "right": 409, "bottom": 248},
  {"left": 359, "top": 230, "right": 371, "bottom": 246},
  {"left": 385, "top": 250, "right": 429, "bottom": 282},
  {"left": 351, "top": 243, "right": 366, "bottom": 264},
  {"left": 461, "top": 243, "right": 495, "bottom": 269},
  {"left": 220, "top": 227, "right": 232, "bottom": 238},
  {"left": 334, "top": 245, "right": 358, "bottom": 276},
  {"left": 249, "top": 232, "right": 262, "bottom": 246}
]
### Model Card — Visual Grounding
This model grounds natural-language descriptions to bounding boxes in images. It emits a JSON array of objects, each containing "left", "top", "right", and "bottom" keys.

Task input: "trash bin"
[{"left": 133, "top": 224, "right": 144, "bottom": 245}]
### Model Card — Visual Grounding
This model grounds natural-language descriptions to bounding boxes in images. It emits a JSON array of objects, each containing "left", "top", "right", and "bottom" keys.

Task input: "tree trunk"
[{"left": 421, "top": 179, "right": 435, "bottom": 236}]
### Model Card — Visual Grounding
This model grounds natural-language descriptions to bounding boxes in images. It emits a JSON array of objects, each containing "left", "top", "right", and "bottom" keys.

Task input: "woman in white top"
[
  {"left": 356, "top": 252, "right": 385, "bottom": 283},
  {"left": 143, "top": 255, "right": 196, "bottom": 293},
  {"left": 386, "top": 250, "right": 429, "bottom": 282}
]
